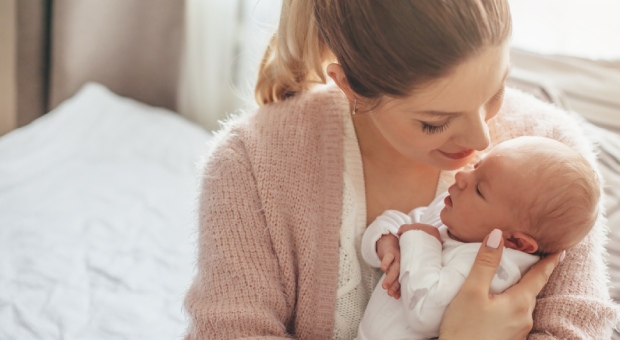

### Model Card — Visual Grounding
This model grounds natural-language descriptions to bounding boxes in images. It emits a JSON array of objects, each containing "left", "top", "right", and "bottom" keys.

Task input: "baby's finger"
[
  {"left": 389, "top": 280, "right": 401, "bottom": 299},
  {"left": 381, "top": 253, "right": 395, "bottom": 273},
  {"left": 382, "top": 263, "right": 400, "bottom": 290}
]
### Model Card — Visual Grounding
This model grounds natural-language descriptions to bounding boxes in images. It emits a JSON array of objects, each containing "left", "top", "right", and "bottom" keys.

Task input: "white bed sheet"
[{"left": 0, "top": 84, "right": 211, "bottom": 340}]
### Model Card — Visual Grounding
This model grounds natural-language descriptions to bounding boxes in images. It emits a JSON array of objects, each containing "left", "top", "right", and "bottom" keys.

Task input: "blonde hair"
[
  {"left": 509, "top": 139, "right": 600, "bottom": 254},
  {"left": 255, "top": 0, "right": 512, "bottom": 106}
]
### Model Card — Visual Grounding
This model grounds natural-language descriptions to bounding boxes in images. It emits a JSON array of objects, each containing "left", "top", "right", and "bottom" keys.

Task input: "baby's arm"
[
  {"left": 398, "top": 229, "right": 469, "bottom": 338},
  {"left": 361, "top": 210, "right": 411, "bottom": 267},
  {"left": 361, "top": 210, "right": 413, "bottom": 298},
  {"left": 399, "top": 229, "right": 525, "bottom": 338}
]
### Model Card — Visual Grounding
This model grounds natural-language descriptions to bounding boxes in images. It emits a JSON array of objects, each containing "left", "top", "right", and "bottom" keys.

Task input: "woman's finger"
[
  {"left": 461, "top": 229, "right": 505, "bottom": 294},
  {"left": 504, "top": 250, "right": 564, "bottom": 301}
]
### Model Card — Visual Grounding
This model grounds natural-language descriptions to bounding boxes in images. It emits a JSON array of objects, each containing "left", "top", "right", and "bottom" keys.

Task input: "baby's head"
[{"left": 440, "top": 136, "right": 599, "bottom": 254}]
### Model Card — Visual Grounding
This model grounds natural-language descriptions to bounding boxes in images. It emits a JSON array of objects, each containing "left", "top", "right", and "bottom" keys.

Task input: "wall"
[
  {"left": 0, "top": 0, "right": 17, "bottom": 136},
  {"left": 511, "top": 0, "right": 620, "bottom": 59}
]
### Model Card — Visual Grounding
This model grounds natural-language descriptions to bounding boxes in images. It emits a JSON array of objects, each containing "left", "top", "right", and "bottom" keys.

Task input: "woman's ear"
[
  {"left": 504, "top": 231, "right": 539, "bottom": 254},
  {"left": 326, "top": 63, "right": 356, "bottom": 101}
]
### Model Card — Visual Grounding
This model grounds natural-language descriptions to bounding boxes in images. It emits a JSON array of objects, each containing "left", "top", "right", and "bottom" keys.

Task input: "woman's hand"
[
  {"left": 376, "top": 234, "right": 401, "bottom": 299},
  {"left": 439, "top": 229, "right": 564, "bottom": 340}
]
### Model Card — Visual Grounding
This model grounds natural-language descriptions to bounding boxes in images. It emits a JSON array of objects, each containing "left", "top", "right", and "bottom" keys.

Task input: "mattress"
[{"left": 0, "top": 84, "right": 211, "bottom": 339}]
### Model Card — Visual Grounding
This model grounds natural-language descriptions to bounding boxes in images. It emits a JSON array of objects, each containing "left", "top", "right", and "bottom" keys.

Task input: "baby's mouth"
[{"left": 444, "top": 195, "right": 453, "bottom": 207}]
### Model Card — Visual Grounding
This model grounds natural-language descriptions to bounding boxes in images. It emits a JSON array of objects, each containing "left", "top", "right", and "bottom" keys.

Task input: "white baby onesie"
[{"left": 356, "top": 192, "right": 540, "bottom": 340}]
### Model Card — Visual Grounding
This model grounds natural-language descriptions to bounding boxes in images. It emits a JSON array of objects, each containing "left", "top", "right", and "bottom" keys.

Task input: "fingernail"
[
  {"left": 559, "top": 250, "right": 566, "bottom": 263},
  {"left": 486, "top": 229, "right": 502, "bottom": 249}
]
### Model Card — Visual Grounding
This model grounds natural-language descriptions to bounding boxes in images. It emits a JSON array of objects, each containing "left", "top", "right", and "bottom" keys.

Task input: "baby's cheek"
[{"left": 439, "top": 209, "right": 452, "bottom": 228}]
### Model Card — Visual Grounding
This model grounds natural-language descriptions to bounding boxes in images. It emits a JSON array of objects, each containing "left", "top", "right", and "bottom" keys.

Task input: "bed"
[
  {"left": 1, "top": 2, "right": 208, "bottom": 339},
  {"left": 1, "top": 1, "right": 619, "bottom": 339},
  {"left": 0, "top": 84, "right": 210, "bottom": 339}
]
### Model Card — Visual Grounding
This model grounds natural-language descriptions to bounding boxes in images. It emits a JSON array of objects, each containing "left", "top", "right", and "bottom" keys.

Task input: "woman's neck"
[{"left": 353, "top": 115, "right": 441, "bottom": 223}]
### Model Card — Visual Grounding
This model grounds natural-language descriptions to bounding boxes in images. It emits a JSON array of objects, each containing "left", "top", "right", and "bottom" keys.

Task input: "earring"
[{"left": 352, "top": 98, "right": 358, "bottom": 115}]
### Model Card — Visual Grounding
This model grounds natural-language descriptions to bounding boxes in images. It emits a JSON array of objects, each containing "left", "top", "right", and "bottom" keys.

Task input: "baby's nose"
[{"left": 455, "top": 171, "right": 467, "bottom": 190}]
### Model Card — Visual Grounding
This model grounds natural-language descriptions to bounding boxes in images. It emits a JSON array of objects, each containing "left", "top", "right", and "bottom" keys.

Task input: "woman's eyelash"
[
  {"left": 489, "top": 86, "right": 506, "bottom": 103},
  {"left": 421, "top": 120, "right": 451, "bottom": 134}
]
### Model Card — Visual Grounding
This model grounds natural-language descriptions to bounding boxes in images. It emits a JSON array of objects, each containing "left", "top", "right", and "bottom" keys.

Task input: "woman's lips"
[
  {"left": 444, "top": 195, "right": 453, "bottom": 207},
  {"left": 439, "top": 149, "right": 475, "bottom": 160}
]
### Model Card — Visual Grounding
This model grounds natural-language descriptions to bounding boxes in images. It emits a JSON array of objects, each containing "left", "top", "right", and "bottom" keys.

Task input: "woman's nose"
[
  {"left": 457, "top": 109, "right": 491, "bottom": 151},
  {"left": 469, "top": 112, "right": 491, "bottom": 151}
]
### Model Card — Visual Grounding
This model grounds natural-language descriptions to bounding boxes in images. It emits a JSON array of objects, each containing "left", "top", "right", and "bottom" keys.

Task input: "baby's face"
[{"left": 440, "top": 147, "right": 536, "bottom": 243}]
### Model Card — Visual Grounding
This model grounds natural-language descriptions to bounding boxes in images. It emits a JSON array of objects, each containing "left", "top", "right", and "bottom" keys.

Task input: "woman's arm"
[
  {"left": 490, "top": 89, "right": 618, "bottom": 338},
  {"left": 184, "top": 135, "right": 293, "bottom": 339},
  {"left": 439, "top": 230, "right": 565, "bottom": 340},
  {"left": 528, "top": 219, "right": 618, "bottom": 339}
]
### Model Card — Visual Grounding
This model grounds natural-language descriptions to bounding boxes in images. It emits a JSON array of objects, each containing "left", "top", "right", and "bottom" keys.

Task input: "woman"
[{"left": 184, "top": 1, "right": 617, "bottom": 339}]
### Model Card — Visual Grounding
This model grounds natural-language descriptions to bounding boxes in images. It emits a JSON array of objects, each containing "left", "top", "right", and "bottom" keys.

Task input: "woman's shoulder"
[
  {"left": 218, "top": 83, "right": 346, "bottom": 138},
  {"left": 489, "top": 87, "right": 594, "bottom": 157},
  {"left": 204, "top": 82, "right": 349, "bottom": 172},
  {"left": 492, "top": 87, "right": 569, "bottom": 137},
  {"left": 252, "top": 82, "right": 349, "bottom": 134}
]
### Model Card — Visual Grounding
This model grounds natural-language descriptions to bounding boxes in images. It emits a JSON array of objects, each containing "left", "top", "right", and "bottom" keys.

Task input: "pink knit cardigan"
[{"left": 184, "top": 84, "right": 618, "bottom": 339}]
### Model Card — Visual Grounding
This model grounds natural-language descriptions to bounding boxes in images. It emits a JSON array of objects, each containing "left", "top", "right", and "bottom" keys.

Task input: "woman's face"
[{"left": 358, "top": 44, "right": 511, "bottom": 170}]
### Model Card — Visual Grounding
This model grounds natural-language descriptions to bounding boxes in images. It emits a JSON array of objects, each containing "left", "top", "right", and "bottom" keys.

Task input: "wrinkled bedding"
[{"left": 0, "top": 84, "right": 211, "bottom": 340}]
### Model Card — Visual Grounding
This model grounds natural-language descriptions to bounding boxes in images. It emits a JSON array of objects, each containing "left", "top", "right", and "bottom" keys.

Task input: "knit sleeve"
[
  {"left": 492, "top": 89, "right": 619, "bottom": 339},
  {"left": 183, "top": 134, "right": 293, "bottom": 339}
]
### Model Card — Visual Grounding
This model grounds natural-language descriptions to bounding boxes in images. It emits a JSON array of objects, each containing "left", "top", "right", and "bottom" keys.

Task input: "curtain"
[
  {"left": 180, "top": 0, "right": 281, "bottom": 131},
  {"left": 49, "top": 0, "right": 184, "bottom": 113},
  {"left": 6, "top": 0, "right": 184, "bottom": 133},
  {"left": 0, "top": 0, "right": 18, "bottom": 136}
]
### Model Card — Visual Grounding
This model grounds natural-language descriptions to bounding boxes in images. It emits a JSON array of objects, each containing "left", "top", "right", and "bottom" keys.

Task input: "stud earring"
[{"left": 352, "top": 98, "right": 358, "bottom": 115}]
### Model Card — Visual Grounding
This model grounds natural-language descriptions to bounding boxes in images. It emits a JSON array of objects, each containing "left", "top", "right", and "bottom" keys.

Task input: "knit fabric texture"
[
  {"left": 331, "top": 103, "right": 381, "bottom": 339},
  {"left": 184, "top": 83, "right": 618, "bottom": 339}
]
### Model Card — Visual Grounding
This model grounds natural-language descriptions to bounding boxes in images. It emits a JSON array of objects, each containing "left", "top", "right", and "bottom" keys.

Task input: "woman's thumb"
[{"left": 462, "top": 229, "right": 505, "bottom": 291}]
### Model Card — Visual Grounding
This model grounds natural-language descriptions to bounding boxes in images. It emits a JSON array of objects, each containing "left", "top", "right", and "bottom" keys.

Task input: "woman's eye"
[
  {"left": 421, "top": 120, "right": 451, "bottom": 134},
  {"left": 488, "top": 85, "right": 506, "bottom": 104}
]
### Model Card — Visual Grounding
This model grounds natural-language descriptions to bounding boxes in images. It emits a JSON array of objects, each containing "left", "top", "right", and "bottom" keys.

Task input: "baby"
[{"left": 356, "top": 136, "right": 600, "bottom": 340}]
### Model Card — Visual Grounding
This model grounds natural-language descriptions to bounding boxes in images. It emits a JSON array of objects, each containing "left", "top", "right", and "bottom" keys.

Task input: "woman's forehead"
[{"left": 399, "top": 44, "right": 511, "bottom": 114}]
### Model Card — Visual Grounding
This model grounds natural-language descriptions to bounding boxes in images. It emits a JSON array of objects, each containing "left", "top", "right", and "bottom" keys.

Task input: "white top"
[
  {"left": 356, "top": 193, "right": 540, "bottom": 340},
  {"left": 333, "top": 112, "right": 456, "bottom": 340},
  {"left": 332, "top": 107, "right": 381, "bottom": 339}
]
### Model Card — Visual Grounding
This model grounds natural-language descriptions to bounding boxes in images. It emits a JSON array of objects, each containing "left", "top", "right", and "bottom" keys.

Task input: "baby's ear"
[{"left": 504, "top": 232, "right": 538, "bottom": 253}]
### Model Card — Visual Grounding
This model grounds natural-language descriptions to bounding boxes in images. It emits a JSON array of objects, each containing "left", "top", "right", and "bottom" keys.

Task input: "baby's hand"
[
  {"left": 376, "top": 234, "right": 401, "bottom": 299},
  {"left": 398, "top": 223, "right": 441, "bottom": 244}
]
